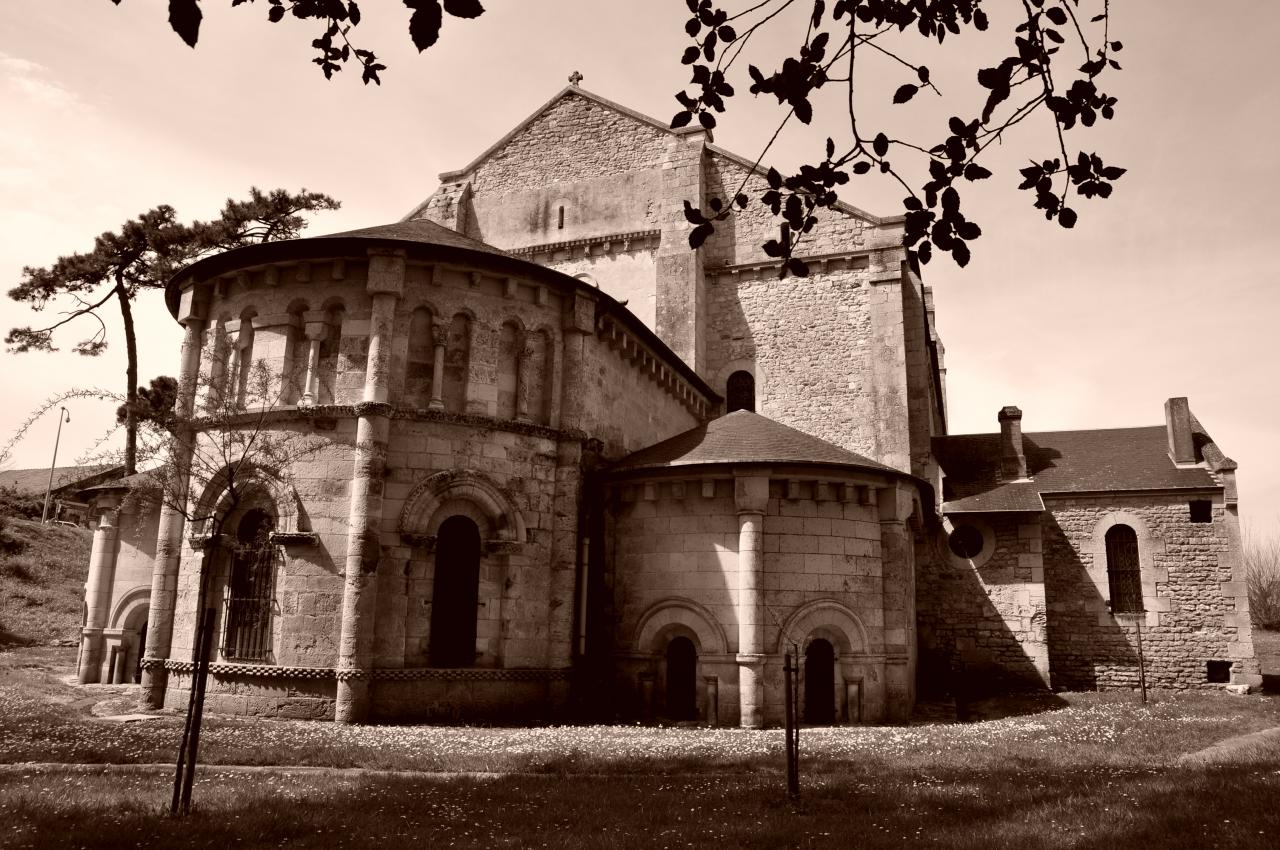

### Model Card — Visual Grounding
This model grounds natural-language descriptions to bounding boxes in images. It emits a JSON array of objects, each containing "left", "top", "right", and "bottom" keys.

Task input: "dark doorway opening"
[
  {"left": 133, "top": 620, "right": 147, "bottom": 684},
  {"left": 665, "top": 636, "right": 697, "bottom": 721},
  {"left": 429, "top": 515, "right": 482, "bottom": 667},
  {"left": 805, "top": 639, "right": 836, "bottom": 724}
]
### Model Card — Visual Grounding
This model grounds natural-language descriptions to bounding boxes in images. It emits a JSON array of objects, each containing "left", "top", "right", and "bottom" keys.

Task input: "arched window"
[
  {"left": 222, "top": 508, "right": 277, "bottom": 661},
  {"left": 804, "top": 638, "right": 836, "bottom": 725},
  {"left": 497, "top": 320, "right": 521, "bottom": 420},
  {"left": 1105, "top": 525, "right": 1143, "bottom": 613},
  {"left": 232, "top": 315, "right": 256, "bottom": 407},
  {"left": 405, "top": 307, "right": 435, "bottom": 408},
  {"left": 726, "top": 370, "right": 755, "bottom": 413},
  {"left": 443, "top": 313, "right": 472, "bottom": 414},
  {"left": 316, "top": 305, "right": 345, "bottom": 405},
  {"left": 429, "top": 515, "right": 482, "bottom": 667},
  {"left": 665, "top": 636, "right": 697, "bottom": 721}
]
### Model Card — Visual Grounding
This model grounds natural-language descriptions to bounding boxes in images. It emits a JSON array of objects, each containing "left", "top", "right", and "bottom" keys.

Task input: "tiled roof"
[
  {"left": 316, "top": 218, "right": 518, "bottom": 260},
  {"left": 612, "top": 411, "right": 897, "bottom": 474},
  {"left": 0, "top": 464, "right": 123, "bottom": 496},
  {"left": 934, "top": 425, "right": 1220, "bottom": 513}
]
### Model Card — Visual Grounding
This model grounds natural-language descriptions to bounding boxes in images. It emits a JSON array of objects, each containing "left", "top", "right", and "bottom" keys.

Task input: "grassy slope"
[{"left": 0, "top": 517, "right": 92, "bottom": 647}]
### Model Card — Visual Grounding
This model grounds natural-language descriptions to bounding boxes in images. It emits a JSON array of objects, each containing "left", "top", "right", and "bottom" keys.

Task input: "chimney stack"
[
  {"left": 998, "top": 406, "right": 1027, "bottom": 480},
  {"left": 1165, "top": 397, "right": 1196, "bottom": 464}
]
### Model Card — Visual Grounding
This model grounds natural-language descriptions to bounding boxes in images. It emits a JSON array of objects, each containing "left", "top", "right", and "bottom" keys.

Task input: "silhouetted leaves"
[
  {"left": 893, "top": 84, "right": 919, "bottom": 104},
  {"left": 443, "top": 0, "right": 484, "bottom": 18},
  {"left": 168, "top": 0, "right": 202, "bottom": 47},
  {"left": 671, "top": 1, "right": 1122, "bottom": 276},
  {"left": 405, "top": 0, "right": 444, "bottom": 51}
]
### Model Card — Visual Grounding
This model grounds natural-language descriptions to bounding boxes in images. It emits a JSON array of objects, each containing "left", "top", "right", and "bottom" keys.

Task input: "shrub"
[
  {"left": 0, "top": 485, "right": 43, "bottom": 521},
  {"left": 1244, "top": 525, "right": 1280, "bottom": 630},
  {"left": 0, "top": 515, "right": 25, "bottom": 557}
]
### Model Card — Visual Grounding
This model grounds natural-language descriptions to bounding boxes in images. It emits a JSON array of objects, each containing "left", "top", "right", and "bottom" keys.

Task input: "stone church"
[{"left": 74, "top": 84, "right": 1260, "bottom": 725}]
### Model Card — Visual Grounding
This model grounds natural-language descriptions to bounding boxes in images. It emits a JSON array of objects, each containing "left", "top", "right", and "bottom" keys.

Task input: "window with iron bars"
[
  {"left": 223, "top": 509, "right": 277, "bottom": 662},
  {"left": 1105, "top": 524, "right": 1144, "bottom": 614}
]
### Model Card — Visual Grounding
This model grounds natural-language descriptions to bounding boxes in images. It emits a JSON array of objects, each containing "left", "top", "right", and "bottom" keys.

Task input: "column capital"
[
  {"left": 303, "top": 321, "right": 330, "bottom": 341},
  {"left": 734, "top": 473, "right": 769, "bottom": 515},
  {"left": 366, "top": 249, "right": 406, "bottom": 297}
]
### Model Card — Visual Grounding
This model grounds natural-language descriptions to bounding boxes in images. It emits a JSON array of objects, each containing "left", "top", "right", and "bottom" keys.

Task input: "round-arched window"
[{"left": 726, "top": 370, "right": 756, "bottom": 413}]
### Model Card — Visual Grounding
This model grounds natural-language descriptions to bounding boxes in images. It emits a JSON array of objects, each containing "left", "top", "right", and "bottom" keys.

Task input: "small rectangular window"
[
  {"left": 1206, "top": 660, "right": 1231, "bottom": 683},
  {"left": 1189, "top": 500, "right": 1212, "bottom": 523}
]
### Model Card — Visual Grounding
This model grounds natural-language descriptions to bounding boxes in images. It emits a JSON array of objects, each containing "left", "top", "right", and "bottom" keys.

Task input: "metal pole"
[
  {"left": 784, "top": 651, "right": 798, "bottom": 798},
  {"left": 1135, "top": 615, "right": 1148, "bottom": 705},
  {"left": 40, "top": 407, "right": 69, "bottom": 523}
]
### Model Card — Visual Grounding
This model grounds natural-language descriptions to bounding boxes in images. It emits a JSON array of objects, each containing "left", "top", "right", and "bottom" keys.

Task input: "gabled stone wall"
[{"left": 1042, "top": 495, "right": 1260, "bottom": 690}]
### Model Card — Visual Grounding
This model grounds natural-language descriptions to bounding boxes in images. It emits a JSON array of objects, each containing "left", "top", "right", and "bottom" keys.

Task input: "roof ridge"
[{"left": 939, "top": 424, "right": 1167, "bottom": 439}]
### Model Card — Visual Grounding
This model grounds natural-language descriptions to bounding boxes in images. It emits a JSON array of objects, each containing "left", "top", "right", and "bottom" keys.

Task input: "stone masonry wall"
[
  {"left": 703, "top": 154, "right": 873, "bottom": 267},
  {"left": 605, "top": 474, "right": 901, "bottom": 725},
  {"left": 374, "top": 419, "right": 564, "bottom": 670},
  {"left": 705, "top": 266, "right": 881, "bottom": 459},
  {"left": 466, "top": 94, "right": 669, "bottom": 197},
  {"left": 1043, "top": 496, "right": 1259, "bottom": 690},
  {"left": 915, "top": 514, "right": 1050, "bottom": 695}
]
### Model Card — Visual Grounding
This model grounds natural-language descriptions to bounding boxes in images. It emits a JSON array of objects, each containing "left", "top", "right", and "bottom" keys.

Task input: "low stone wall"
[{"left": 164, "top": 666, "right": 335, "bottom": 721}]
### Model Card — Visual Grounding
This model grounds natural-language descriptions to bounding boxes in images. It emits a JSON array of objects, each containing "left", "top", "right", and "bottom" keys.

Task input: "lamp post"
[{"left": 40, "top": 406, "right": 70, "bottom": 523}]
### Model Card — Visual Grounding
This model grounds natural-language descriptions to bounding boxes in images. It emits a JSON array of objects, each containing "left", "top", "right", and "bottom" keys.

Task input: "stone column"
[
  {"left": 878, "top": 481, "right": 916, "bottom": 722},
  {"left": 559, "top": 291, "right": 596, "bottom": 432},
  {"left": 335, "top": 250, "right": 404, "bottom": 723},
  {"left": 78, "top": 498, "right": 121, "bottom": 684},
  {"left": 428, "top": 321, "right": 447, "bottom": 411},
  {"left": 298, "top": 311, "right": 330, "bottom": 406},
  {"left": 515, "top": 342, "right": 533, "bottom": 422},
  {"left": 140, "top": 295, "right": 206, "bottom": 709},
  {"left": 734, "top": 473, "right": 769, "bottom": 728}
]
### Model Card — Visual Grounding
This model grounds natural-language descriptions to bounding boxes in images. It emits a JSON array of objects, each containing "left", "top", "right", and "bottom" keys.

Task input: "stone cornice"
[
  {"left": 595, "top": 313, "right": 714, "bottom": 419},
  {"left": 707, "top": 249, "right": 874, "bottom": 284},
  {"left": 509, "top": 229, "right": 662, "bottom": 262}
]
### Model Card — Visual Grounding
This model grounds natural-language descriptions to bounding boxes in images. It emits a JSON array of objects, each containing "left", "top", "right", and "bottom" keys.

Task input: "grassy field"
[
  {"left": 4, "top": 762, "right": 1279, "bottom": 850},
  {"left": 3, "top": 645, "right": 1280, "bottom": 848},
  {"left": 0, "top": 517, "right": 91, "bottom": 647}
]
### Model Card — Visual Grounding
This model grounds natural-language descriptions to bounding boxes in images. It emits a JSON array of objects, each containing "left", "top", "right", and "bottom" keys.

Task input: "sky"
[{"left": 1, "top": 2, "right": 1277, "bottom": 530}]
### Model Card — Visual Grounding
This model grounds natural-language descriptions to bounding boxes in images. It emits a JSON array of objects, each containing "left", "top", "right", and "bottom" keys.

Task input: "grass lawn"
[{"left": 3, "top": 648, "right": 1280, "bottom": 847}]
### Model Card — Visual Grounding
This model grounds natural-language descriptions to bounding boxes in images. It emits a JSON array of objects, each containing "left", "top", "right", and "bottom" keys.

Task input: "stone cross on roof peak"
[{"left": 568, "top": 70, "right": 584, "bottom": 86}]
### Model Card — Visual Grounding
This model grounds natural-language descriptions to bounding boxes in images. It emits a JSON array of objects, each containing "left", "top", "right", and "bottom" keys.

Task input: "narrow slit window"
[{"left": 557, "top": 205, "right": 565, "bottom": 230}]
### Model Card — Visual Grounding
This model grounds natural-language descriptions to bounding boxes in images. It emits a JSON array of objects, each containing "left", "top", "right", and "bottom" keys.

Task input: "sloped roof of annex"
[
  {"left": 934, "top": 421, "right": 1229, "bottom": 514},
  {"left": 610, "top": 410, "right": 916, "bottom": 483}
]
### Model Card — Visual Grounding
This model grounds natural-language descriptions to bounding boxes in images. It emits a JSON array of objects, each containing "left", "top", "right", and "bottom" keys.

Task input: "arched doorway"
[
  {"left": 429, "top": 515, "right": 482, "bottom": 667},
  {"left": 665, "top": 636, "right": 697, "bottom": 721},
  {"left": 804, "top": 639, "right": 836, "bottom": 725}
]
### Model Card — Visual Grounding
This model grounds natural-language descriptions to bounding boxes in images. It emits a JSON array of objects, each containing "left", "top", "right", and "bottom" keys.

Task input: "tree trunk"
[{"left": 116, "top": 281, "right": 138, "bottom": 475}]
